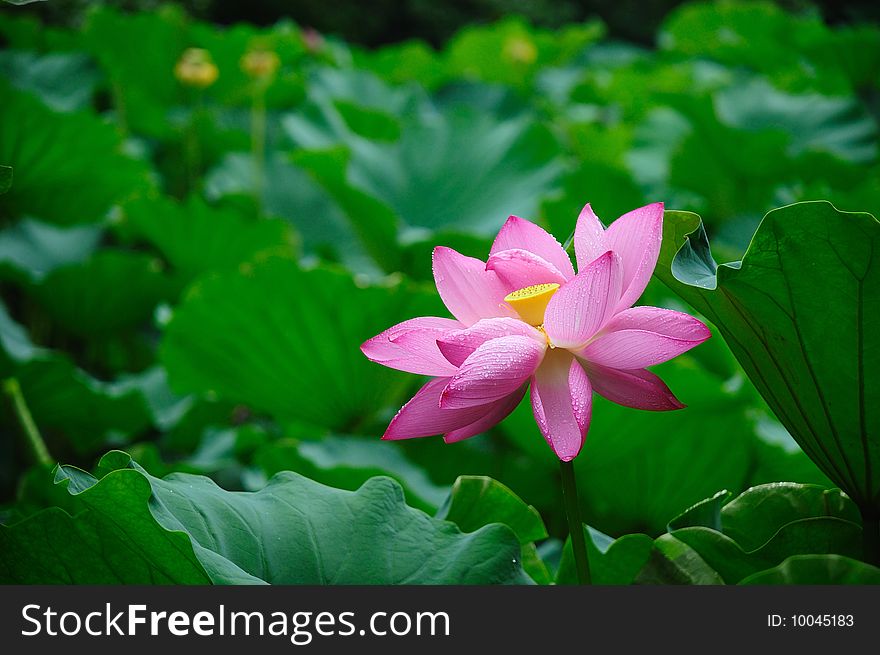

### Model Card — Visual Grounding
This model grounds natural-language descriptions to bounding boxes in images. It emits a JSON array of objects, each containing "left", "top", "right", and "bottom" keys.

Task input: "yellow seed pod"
[
  {"left": 504, "top": 283, "right": 560, "bottom": 326},
  {"left": 175, "top": 48, "right": 219, "bottom": 88},
  {"left": 241, "top": 50, "right": 280, "bottom": 80}
]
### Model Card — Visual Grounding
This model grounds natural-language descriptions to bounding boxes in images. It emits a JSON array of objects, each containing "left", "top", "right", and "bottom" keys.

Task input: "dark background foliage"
[{"left": 15, "top": 0, "right": 880, "bottom": 46}]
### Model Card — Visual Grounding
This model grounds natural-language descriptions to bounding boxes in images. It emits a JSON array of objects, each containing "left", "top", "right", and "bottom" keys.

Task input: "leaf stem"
[
  {"left": 2, "top": 378, "right": 52, "bottom": 467},
  {"left": 560, "top": 459, "right": 591, "bottom": 584},
  {"left": 860, "top": 507, "right": 880, "bottom": 567}
]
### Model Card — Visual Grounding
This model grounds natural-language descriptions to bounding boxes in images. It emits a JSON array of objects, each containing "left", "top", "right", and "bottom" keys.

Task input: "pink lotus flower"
[{"left": 362, "top": 203, "right": 710, "bottom": 461}]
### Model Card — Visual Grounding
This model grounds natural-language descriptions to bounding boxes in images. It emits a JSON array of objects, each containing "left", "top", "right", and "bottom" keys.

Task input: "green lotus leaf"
[
  {"left": 0, "top": 452, "right": 530, "bottom": 584},
  {"left": 0, "top": 82, "right": 150, "bottom": 225},
  {"left": 657, "top": 202, "right": 880, "bottom": 516},
  {"left": 161, "top": 258, "right": 444, "bottom": 431}
]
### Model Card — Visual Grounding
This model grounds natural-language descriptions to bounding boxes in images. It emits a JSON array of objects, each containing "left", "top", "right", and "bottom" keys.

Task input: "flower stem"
[
  {"left": 2, "top": 378, "right": 52, "bottom": 467},
  {"left": 560, "top": 459, "right": 591, "bottom": 584},
  {"left": 861, "top": 507, "right": 880, "bottom": 567},
  {"left": 184, "top": 90, "right": 204, "bottom": 198},
  {"left": 250, "top": 84, "right": 267, "bottom": 214}
]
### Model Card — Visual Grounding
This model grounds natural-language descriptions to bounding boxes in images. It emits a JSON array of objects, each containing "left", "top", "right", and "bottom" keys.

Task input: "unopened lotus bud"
[
  {"left": 175, "top": 48, "right": 219, "bottom": 88},
  {"left": 503, "top": 36, "right": 538, "bottom": 65},
  {"left": 241, "top": 49, "right": 280, "bottom": 80},
  {"left": 302, "top": 27, "right": 324, "bottom": 53}
]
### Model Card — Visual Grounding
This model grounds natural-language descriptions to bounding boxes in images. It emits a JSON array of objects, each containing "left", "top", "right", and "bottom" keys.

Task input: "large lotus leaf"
[
  {"left": 301, "top": 67, "right": 426, "bottom": 124},
  {"left": 0, "top": 464, "right": 212, "bottom": 584},
  {"left": 665, "top": 484, "right": 863, "bottom": 584},
  {"left": 667, "top": 490, "right": 730, "bottom": 532},
  {"left": 0, "top": 218, "right": 102, "bottom": 283},
  {"left": 82, "top": 5, "right": 187, "bottom": 138},
  {"left": 630, "top": 89, "right": 873, "bottom": 238},
  {"left": 434, "top": 475, "right": 550, "bottom": 584},
  {"left": 639, "top": 521, "right": 863, "bottom": 585},
  {"left": 252, "top": 435, "right": 449, "bottom": 513},
  {"left": 161, "top": 258, "right": 443, "bottom": 431},
  {"left": 556, "top": 527, "right": 654, "bottom": 585},
  {"left": 0, "top": 299, "right": 43, "bottom": 375},
  {"left": 328, "top": 108, "right": 562, "bottom": 236},
  {"left": 0, "top": 165, "right": 10, "bottom": 194},
  {"left": 126, "top": 427, "right": 264, "bottom": 491},
  {"left": 721, "top": 483, "right": 860, "bottom": 550},
  {"left": 203, "top": 152, "right": 379, "bottom": 275},
  {"left": 0, "top": 82, "right": 150, "bottom": 225},
  {"left": 656, "top": 202, "right": 880, "bottom": 513},
  {"left": 0, "top": 451, "right": 530, "bottom": 584},
  {"left": 746, "top": 417, "right": 834, "bottom": 490},
  {"left": 284, "top": 70, "right": 561, "bottom": 270},
  {"left": 285, "top": 89, "right": 564, "bottom": 254},
  {"left": 714, "top": 78, "right": 877, "bottom": 163},
  {"left": 16, "top": 359, "right": 154, "bottom": 455},
  {"left": 288, "top": 147, "right": 400, "bottom": 274},
  {"left": 385, "top": 426, "right": 562, "bottom": 536},
  {"left": 29, "top": 250, "right": 177, "bottom": 338},
  {"left": 121, "top": 195, "right": 295, "bottom": 282},
  {"left": 635, "top": 534, "right": 725, "bottom": 584},
  {"left": 740, "top": 555, "right": 880, "bottom": 584},
  {"left": 627, "top": 106, "right": 695, "bottom": 206},
  {"left": 658, "top": 97, "right": 795, "bottom": 223},
  {"left": 114, "top": 366, "right": 196, "bottom": 434},
  {"left": 122, "top": 453, "right": 530, "bottom": 584},
  {"left": 0, "top": 302, "right": 153, "bottom": 454},
  {"left": 0, "top": 51, "right": 99, "bottom": 113},
  {"left": 435, "top": 475, "right": 547, "bottom": 545}
]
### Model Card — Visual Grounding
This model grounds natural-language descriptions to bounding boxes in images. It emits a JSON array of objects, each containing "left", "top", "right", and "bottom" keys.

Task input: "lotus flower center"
[{"left": 504, "top": 283, "right": 560, "bottom": 326}]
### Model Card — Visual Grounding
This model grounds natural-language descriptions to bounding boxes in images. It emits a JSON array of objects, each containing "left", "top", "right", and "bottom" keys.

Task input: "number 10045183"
[{"left": 767, "top": 614, "right": 854, "bottom": 628}]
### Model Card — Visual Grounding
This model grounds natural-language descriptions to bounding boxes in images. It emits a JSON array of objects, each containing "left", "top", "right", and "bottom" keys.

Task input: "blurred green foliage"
[{"left": 11, "top": 0, "right": 880, "bottom": 46}]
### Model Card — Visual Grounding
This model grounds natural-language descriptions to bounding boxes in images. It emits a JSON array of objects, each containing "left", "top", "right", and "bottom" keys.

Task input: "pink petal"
[
  {"left": 543, "top": 251, "right": 623, "bottom": 349},
  {"left": 578, "top": 306, "right": 711, "bottom": 369},
  {"left": 361, "top": 317, "right": 461, "bottom": 376},
  {"left": 573, "top": 203, "right": 607, "bottom": 271},
  {"left": 604, "top": 202, "right": 664, "bottom": 310},
  {"left": 490, "top": 215, "right": 575, "bottom": 279},
  {"left": 584, "top": 363, "right": 685, "bottom": 411},
  {"left": 531, "top": 351, "right": 591, "bottom": 461},
  {"left": 440, "top": 335, "right": 546, "bottom": 409},
  {"left": 432, "top": 246, "right": 516, "bottom": 326},
  {"left": 444, "top": 386, "right": 527, "bottom": 443},
  {"left": 486, "top": 249, "right": 568, "bottom": 292},
  {"left": 383, "top": 377, "right": 499, "bottom": 441},
  {"left": 437, "top": 317, "right": 545, "bottom": 367},
  {"left": 567, "top": 356, "right": 592, "bottom": 436}
]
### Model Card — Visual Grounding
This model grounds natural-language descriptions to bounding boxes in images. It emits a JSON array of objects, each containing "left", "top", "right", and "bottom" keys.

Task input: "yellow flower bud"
[
  {"left": 175, "top": 48, "right": 219, "bottom": 88},
  {"left": 241, "top": 49, "right": 280, "bottom": 80},
  {"left": 503, "top": 36, "right": 538, "bottom": 65}
]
